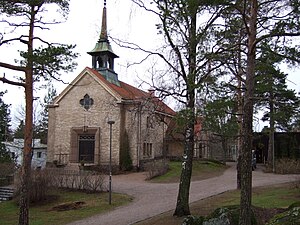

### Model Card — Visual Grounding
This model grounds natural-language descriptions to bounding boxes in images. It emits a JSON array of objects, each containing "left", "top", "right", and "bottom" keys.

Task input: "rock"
[
  {"left": 266, "top": 207, "right": 300, "bottom": 225},
  {"left": 203, "top": 206, "right": 240, "bottom": 225},
  {"left": 182, "top": 215, "right": 204, "bottom": 225},
  {"left": 288, "top": 201, "right": 300, "bottom": 210},
  {"left": 181, "top": 205, "right": 257, "bottom": 225}
]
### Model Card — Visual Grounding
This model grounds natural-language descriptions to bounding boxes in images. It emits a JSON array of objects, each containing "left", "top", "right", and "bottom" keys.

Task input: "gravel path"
[{"left": 67, "top": 163, "right": 300, "bottom": 225}]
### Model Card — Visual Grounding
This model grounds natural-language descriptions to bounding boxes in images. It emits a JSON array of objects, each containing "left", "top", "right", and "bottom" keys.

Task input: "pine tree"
[
  {"left": 35, "top": 85, "right": 57, "bottom": 144},
  {"left": 0, "top": 1, "right": 77, "bottom": 224},
  {"left": 14, "top": 120, "right": 25, "bottom": 139},
  {"left": 255, "top": 46, "right": 300, "bottom": 168},
  {"left": 201, "top": 96, "right": 239, "bottom": 162},
  {"left": 0, "top": 91, "right": 12, "bottom": 163}
]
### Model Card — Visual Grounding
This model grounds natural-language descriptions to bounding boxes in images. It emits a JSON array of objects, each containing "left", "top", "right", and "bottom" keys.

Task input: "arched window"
[
  {"left": 108, "top": 58, "right": 112, "bottom": 69},
  {"left": 97, "top": 56, "right": 104, "bottom": 68}
]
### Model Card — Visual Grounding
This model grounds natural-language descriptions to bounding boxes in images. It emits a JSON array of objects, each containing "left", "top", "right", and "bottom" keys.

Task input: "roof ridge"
[{"left": 87, "top": 67, "right": 176, "bottom": 116}]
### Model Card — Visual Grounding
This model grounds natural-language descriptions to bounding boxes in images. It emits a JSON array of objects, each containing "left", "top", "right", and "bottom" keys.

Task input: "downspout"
[
  {"left": 162, "top": 116, "right": 165, "bottom": 158},
  {"left": 137, "top": 104, "right": 142, "bottom": 169},
  {"left": 98, "top": 127, "right": 101, "bottom": 165}
]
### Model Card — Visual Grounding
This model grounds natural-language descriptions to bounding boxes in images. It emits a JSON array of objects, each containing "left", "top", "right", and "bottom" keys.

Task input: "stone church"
[{"left": 47, "top": 1, "right": 175, "bottom": 170}]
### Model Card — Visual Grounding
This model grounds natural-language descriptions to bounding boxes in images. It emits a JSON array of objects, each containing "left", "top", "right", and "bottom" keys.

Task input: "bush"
[
  {"left": 14, "top": 169, "right": 52, "bottom": 204},
  {"left": 0, "top": 162, "right": 15, "bottom": 177},
  {"left": 0, "top": 162, "right": 15, "bottom": 186},
  {"left": 120, "top": 130, "right": 133, "bottom": 171},
  {"left": 29, "top": 169, "right": 52, "bottom": 203},
  {"left": 145, "top": 159, "right": 169, "bottom": 180},
  {"left": 47, "top": 168, "right": 107, "bottom": 192},
  {"left": 275, "top": 158, "right": 300, "bottom": 174},
  {"left": 14, "top": 168, "right": 107, "bottom": 204}
]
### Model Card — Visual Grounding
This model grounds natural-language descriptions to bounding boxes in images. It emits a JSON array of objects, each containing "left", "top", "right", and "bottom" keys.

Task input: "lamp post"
[{"left": 107, "top": 120, "right": 115, "bottom": 205}]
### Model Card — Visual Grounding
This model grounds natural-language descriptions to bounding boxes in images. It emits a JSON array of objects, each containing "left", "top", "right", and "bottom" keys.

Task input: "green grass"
[
  {"left": 0, "top": 189, "right": 133, "bottom": 225},
  {"left": 150, "top": 160, "right": 228, "bottom": 183},
  {"left": 252, "top": 185, "right": 299, "bottom": 208},
  {"left": 207, "top": 184, "right": 300, "bottom": 209}
]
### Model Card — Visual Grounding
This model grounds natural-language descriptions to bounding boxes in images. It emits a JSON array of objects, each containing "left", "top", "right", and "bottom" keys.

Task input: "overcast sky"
[
  {"left": 0, "top": 0, "right": 161, "bottom": 127},
  {"left": 0, "top": 0, "right": 299, "bottom": 130}
]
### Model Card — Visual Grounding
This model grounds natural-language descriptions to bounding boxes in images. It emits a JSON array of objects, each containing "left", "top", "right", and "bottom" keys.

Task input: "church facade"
[{"left": 46, "top": 2, "right": 175, "bottom": 169}]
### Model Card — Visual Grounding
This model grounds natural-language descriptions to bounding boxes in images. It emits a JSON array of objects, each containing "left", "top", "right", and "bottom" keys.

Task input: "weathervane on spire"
[
  {"left": 100, "top": 0, "right": 107, "bottom": 40},
  {"left": 87, "top": 0, "right": 120, "bottom": 86}
]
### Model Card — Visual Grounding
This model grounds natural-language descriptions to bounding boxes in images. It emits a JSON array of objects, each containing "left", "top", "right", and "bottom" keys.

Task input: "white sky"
[
  {"left": 0, "top": 0, "right": 299, "bottom": 130},
  {"left": 0, "top": 0, "right": 161, "bottom": 127}
]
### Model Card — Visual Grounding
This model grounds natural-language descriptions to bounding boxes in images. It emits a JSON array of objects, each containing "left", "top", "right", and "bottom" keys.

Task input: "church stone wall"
[
  {"left": 47, "top": 71, "right": 173, "bottom": 169},
  {"left": 47, "top": 73, "right": 121, "bottom": 166},
  {"left": 122, "top": 102, "right": 169, "bottom": 168}
]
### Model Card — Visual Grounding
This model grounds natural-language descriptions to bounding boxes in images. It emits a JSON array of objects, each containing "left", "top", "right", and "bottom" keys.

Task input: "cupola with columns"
[{"left": 88, "top": 0, "right": 120, "bottom": 86}]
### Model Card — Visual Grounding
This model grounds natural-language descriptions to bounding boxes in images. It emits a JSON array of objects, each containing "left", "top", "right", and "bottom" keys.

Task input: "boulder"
[
  {"left": 182, "top": 205, "right": 257, "bottom": 225},
  {"left": 203, "top": 206, "right": 240, "bottom": 225},
  {"left": 266, "top": 207, "right": 300, "bottom": 225},
  {"left": 182, "top": 215, "right": 204, "bottom": 225}
]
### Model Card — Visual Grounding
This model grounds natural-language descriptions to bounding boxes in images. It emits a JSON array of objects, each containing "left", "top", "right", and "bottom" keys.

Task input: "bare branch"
[
  {"left": 0, "top": 75, "right": 25, "bottom": 87},
  {"left": 0, "top": 61, "right": 26, "bottom": 72},
  {"left": 110, "top": 36, "right": 184, "bottom": 78},
  {"left": 0, "top": 35, "right": 29, "bottom": 46}
]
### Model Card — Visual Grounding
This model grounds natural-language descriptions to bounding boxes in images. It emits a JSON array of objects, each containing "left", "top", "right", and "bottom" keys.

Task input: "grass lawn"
[
  {"left": 150, "top": 160, "right": 228, "bottom": 183},
  {"left": 0, "top": 189, "right": 133, "bottom": 225},
  {"left": 0, "top": 159, "right": 226, "bottom": 225},
  {"left": 135, "top": 183, "right": 300, "bottom": 225}
]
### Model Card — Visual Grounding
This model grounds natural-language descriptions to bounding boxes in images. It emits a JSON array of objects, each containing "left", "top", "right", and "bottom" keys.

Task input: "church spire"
[
  {"left": 88, "top": 0, "right": 120, "bottom": 86},
  {"left": 99, "top": 0, "right": 107, "bottom": 41}
]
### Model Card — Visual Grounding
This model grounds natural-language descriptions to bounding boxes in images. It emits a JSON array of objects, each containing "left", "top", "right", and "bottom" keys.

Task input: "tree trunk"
[
  {"left": 18, "top": 83, "right": 33, "bottom": 224},
  {"left": 236, "top": 31, "right": 243, "bottom": 190},
  {"left": 19, "top": 6, "right": 35, "bottom": 225},
  {"left": 173, "top": 2, "right": 197, "bottom": 216},
  {"left": 173, "top": 121, "right": 194, "bottom": 216},
  {"left": 239, "top": 1, "right": 257, "bottom": 225},
  {"left": 268, "top": 91, "right": 275, "bottom": 172}
]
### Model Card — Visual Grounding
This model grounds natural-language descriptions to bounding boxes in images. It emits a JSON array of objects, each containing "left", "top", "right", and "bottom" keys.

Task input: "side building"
[{"left": 2, "top": 139, "right": 47, "bottom": 169}]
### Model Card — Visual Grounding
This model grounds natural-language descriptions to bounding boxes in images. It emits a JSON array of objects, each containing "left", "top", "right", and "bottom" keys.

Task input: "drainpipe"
[
  {"left": 98, "top": 127, "right": 101, "bottom": 165},
  {"left": 137, "top": 104, "right": 142, "bottom": 169}
]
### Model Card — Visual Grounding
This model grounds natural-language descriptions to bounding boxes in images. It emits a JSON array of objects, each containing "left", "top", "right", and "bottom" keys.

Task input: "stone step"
[{"left": 0, "top": 187, "right": 15, "bottom": 202}]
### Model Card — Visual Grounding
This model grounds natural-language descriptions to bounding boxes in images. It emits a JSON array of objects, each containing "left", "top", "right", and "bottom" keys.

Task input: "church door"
[{"left": 78, "top": 135, "right": 95, "bottom": 163}]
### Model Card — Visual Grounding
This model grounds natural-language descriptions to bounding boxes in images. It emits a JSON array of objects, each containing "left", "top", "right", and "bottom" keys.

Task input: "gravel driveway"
[{"left": 67, "top": 163, "right": 300, "bottom": 225}]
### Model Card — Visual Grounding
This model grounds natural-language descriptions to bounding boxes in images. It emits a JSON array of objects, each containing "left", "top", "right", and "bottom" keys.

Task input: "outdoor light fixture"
[{"left": 107, "top": 120, "right": 115, "bottom": 205}]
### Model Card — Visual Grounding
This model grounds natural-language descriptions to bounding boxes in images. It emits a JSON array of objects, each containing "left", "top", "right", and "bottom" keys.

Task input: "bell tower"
[{"left": 88, "top": 0, "right": 120, "bottom": 86}]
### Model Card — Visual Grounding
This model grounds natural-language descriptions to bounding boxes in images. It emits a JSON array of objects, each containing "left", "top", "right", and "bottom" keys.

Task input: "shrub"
[
  {"left": 14, "top": 168, "right": 107, "bottom": 204},
  {"left": 145, "top": 159, "right": 169, "bottom": 180},
  {"left": 120, "top": 130, "right": 133, "bottom": 171},
  {"left": 47, "top": 168, "right": 107, "bottom": 192},
  {"left": 0, "top": 162, "right": 15, "bottom": 186},
  {"left": 29, "top": 169, "right": 52, "bottom": 203},
  {"left": 275, "top": 158, "right": 300, "bottom": 174},
  {"left": 14, "top": 169, "right": 52, "bottom": 204}
]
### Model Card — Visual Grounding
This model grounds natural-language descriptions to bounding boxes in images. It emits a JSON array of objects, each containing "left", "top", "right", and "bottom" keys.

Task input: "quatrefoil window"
[{"left": 80, "top": 94, "right": 94, "bottom": 111}]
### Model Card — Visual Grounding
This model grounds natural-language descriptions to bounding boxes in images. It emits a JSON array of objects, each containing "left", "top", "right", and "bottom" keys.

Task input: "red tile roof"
[{"left": 87, "top": 67, "right": 176, "bottom": 116}]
